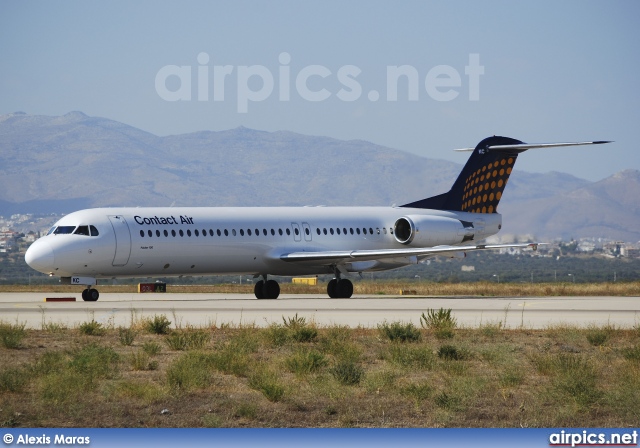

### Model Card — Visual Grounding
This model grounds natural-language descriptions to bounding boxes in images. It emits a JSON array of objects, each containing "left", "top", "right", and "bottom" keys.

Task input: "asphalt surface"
[{"left": 1, "top": 292, "right": 638, "bottom": 329}]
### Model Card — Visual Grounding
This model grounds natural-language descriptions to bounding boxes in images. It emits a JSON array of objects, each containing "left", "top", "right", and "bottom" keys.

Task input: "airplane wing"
[{"left": 279, "top": 242, "right": 539, "bottom": 264}]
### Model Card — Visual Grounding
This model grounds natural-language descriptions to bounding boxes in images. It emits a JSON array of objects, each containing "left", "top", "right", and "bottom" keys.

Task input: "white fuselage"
[{"left": 25, "top": 206, "right": 501, "bottom": 279}]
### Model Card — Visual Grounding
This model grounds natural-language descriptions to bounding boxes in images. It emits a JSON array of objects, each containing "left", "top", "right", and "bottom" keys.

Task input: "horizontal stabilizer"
[{"left": 453, "top": 140, "right": 612, "bottom": 152}]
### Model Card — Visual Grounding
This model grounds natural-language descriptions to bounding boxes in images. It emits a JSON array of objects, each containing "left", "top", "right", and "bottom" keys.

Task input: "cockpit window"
[
  {"left": 90, "top": 225, "right": 99, "bottom": 236},
  {"left": 53, "top": 226, "right": 76, "bottom": 235},
  {"left": 74, "top": 226, "right": 90, "bottom": 236},
  {"left": 47, "top": 226, "right": 57, "bottom": 235}
]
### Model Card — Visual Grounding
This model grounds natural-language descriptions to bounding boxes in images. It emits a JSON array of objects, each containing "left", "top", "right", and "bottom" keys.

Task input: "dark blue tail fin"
[{"left": 401, "top": 136, "right": 525, "bottom": 213}]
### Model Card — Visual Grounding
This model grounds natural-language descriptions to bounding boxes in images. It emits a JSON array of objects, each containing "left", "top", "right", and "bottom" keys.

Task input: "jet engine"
[{"left": 393, "top": 215, "right": 474, "bottom": 246}]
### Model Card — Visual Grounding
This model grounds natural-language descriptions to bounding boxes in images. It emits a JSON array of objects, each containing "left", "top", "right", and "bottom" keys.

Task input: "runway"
[{"left": 1, "top": 292, "right": 639, "bottom": 329}]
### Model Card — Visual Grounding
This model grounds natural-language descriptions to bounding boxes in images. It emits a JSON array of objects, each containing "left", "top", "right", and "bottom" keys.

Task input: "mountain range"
[{"left": 1, "top": 111, "right": 637, "bottom": 241}]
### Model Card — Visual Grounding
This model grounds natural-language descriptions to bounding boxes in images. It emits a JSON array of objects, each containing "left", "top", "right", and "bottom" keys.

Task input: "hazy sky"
[{"left": 1, "top": 1, "right": 638, "bottom": 181}]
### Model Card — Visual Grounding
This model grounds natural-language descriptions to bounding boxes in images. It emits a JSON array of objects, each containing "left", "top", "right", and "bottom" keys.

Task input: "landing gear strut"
[
  {"left": 81, "top": 288, "right": 99, "bottom": 302},
  {"left": 327, "top": 269, "right": 353, "bottom": 298},
  {"left": 254, "top": 276, "right": 280, "bottom": 299}
]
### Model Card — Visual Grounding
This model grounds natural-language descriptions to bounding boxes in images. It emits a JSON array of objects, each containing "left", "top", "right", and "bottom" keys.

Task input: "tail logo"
[{"left": 461, "top": 156, "right": 515, "bottom": 213}]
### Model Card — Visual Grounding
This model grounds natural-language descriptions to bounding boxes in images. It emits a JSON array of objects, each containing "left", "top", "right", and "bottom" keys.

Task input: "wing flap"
[{"left": 279, "top": 243, "right": 539, "bottom": 264}]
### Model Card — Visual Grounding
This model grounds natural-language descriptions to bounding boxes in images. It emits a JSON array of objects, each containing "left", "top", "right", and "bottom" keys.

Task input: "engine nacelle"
[{"left": 393, "top": 215, "right": 473, "bottom": 246}]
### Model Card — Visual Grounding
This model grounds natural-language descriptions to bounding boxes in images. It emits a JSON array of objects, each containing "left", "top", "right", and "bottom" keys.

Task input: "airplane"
[{"left": 24, "top": 136, "right": 610, "bottom": 301}]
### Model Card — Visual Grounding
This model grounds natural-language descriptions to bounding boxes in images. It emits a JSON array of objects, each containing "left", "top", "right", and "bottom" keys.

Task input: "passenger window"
[
  {"left": 330, "top": 228, "right": 334, "bottom": 235},
  {"left": 305, "top": 228, "right": 310, "bottom": 235},
  {"left": 195, "top": 229, "right": 199, "bottom": 237},
  {"left": 278, "top": 229, "right": 283, "bottom": 236},
  {"left": 350, "top": 228, "right": 354, "bottom": 235},
  {"left": 369, "top": 228, "right": 374, "bottom": 235},
  {"left": 179, "top": 229, "right": 184, "bottom": 237},
  {"left": 286, "top": 228, "right": 291, "bottom": 236},
  {"left": 343, "top": 228, "right": 347, "bottom": 235},
  {"left": 140, "top": 230, "right": 144, "bottom": 237},
  {"left": 188, "top": 229, "right": 192, "bottom": 237},
  {"left": 232, "top": 229, "right": 236, "bottom": 236},
  {"left": 90, "top": 226, "right": 99, "bottom": 236},
  {"left": 271, "top": 229, "right": 275, "bottom": 236},
  {"left": 240, "top": 229, "right": 245, "bottom": 236},
  {"left": 356, "top": 228, "right": 360, "bottom": 235},
  {"left": 316, "top": 228, "right": 321, "bottom": 235},
  {"left": 362, "top": 228, "right": 366, "bottom": 234},
  {"left": 294, "top": 228, "right": 299, "bottom": 235},
  {"left": 336, "top": 228, "right": 341, "bottom": 235},
  {"left": 164, "top": 230, "right": 168, "bottom": 237},
  {"left": 172, "top": 229, "right": 176, "bottom": 237},
  {"left": 209, "top": 229, "right": 214, "bottom": 236},
  {"left": 156, "top": 230, "right": 161, "bottom": 237},
  {"left": 323, "top": 228, "right": 327, "bottom": 235},
  {"left": 148, "top": 230, "right": 152, "bottom": 237},
  {"left": 390, "top": 227, "right": 394, "bottom": 234},
  {"left": 263, "top": 229, "right": 267, "bottom": 236},
  {"left": 377, "top": 228, "right": 380, "bottom": 234}
]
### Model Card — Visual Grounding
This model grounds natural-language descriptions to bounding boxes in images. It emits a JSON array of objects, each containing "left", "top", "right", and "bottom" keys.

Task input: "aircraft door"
[
  {"left": 291, "top": 223, "right": 302, "bottom": 242},
  {"left": 108, "top": 215, "right": 132, "bottom": 266},
  {"left": 302, "top": 222, "right": 312, "bottom": 242}
]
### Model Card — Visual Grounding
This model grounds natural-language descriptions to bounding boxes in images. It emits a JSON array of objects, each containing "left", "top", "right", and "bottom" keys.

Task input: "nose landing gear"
[{"left": 81, "top": 288, "right": 99, "bottom": 301}]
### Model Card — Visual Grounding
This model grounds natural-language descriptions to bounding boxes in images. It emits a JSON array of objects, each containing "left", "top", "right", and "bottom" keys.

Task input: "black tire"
[
  {"left": 336, "top": 279, "right": 353, "bottom": 298},
  {"left": 88, "top": 289, "right": 99, "bottom": 301},
  {"left": 265, "top": 280, "right": 280, "bottom": 299},
  {"left": 254, "top": 280, "right": 265, "bottom": 299},
  {"left": 81, "top": 289, "right": 89, "bottom": 301},
  {"left": 327, "top": 279, "right": 338, "bottom": 298}
]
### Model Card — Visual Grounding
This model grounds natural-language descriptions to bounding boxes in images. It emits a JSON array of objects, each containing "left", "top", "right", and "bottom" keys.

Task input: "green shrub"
[
  {"left": 437, "top": 344, "right": 465, "bottom": 361},
  {"left": 264, "top": 323, "right": 289, "bottom": 347},
  {"left": 0, "top": 368, "right": 29, "bottom": 392},
  {"left": 0, "top": 321, "right": 27, "bottom": 348},
  {"left": 283, "top": 313, "right": 307, "bottom": 328},
  {"left": 248, "top": 369, "right": 285, "bottom": 402},
  {"left": 118, "top": 327, "right": 136, "bottom": 346},
  {"left": 330, "top": 360, "right": 364, "bottom": 385},
  {"left": 209, "top": 345, "right": 251, "bottom": 377},
  {"left": 166, "top": 351, "right": 213, "bottom": 391},
  {"left": 420, "top": 308, "right": 457, "bottom": 332},
  {"left": 69, "top": 344, "right": 120, "bottom": 382},
  {"left": 145, "top": 314, "right": 172, "bottom": 334},
  {"left": 622, "top": 345, "right": 640, "bottom": 362},
  {"left": 285, "top": 349, "right": 328, "bottom": 375},
  {"left": 142, "top": 341, "right": 162, "bottom": 356},
  {"left": 378, "top": 321, "right": 421, "bottom": 342},
  {"left": 78, "top": 319, "right": 105, "bottom": 336},
  {"left": 130, "top": 351, "right": 157, "bottom": 371},
  {"left": 291, "top": 326, "right": 318, "bottom": 343},
  {"left": 386, "top": 344, "right": 434, "bottom": 369},
  {"left": 31, "top": 351, "right": 67, "bottom": 375},
  {"left": 165, "top": 328, "right": 209, "bottom": 351},
  {"left": 586, "top": 326, "right": 611, "bottom": 346}
]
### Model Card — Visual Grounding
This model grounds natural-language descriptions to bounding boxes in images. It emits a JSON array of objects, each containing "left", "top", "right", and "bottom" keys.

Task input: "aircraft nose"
[{"left": 25, "top": 240, "right": 55, "bottom": 273}]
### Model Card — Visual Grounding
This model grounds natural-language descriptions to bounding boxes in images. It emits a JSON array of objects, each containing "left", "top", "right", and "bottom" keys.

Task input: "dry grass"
[
  {"left": 1, "top": 316, "right": 640, "bottom": 428},
  {"left": 1, "top": 281, "right": 638, "bottom": 296}
]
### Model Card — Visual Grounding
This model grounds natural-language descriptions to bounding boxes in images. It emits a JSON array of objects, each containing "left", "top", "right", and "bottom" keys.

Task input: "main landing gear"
[
  {"left": 81, "top": 288, "right": 100, "bottom": 301},
  {"left": 254, "top": 276, "right": 280, "bottom": 299},
  {"left": 327, "top": 270, "right": 353, "bottom": 299}
]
